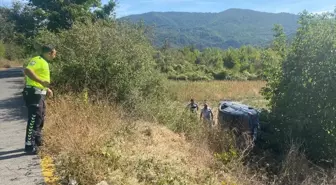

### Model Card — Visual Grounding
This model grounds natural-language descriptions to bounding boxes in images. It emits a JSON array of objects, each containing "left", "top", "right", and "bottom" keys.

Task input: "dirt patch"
[{"left": 0, "top": 59, "right": 23, "bottom": 69}]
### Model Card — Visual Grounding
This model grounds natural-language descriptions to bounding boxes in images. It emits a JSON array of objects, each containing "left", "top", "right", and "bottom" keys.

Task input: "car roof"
[{"left": 219, "top": 101, "right": 259, "bottom": 116}]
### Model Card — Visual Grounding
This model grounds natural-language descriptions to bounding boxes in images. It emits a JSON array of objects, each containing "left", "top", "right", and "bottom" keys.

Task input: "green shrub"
[
  {"left": 35, "top": 20, "right": 166, "bottom": 106},
  {"left": 184, "top": 72, "right": 212, "bottom": 81},
  {"left": 242, "top": 71, "right": 259, "bottom": 80},
  {"left": 0, "top": 41, "right": 5, "bottom": 58},
  {"left": 168, "top": 74, "right": 188, "bottom": 81},
  {"left": 168, "top": 72, "right": 212, "bottom": 81},
  {"left": 213, "top": 69, "right": 230, "bottom": 80},
  {"left": 4, "top": 42, "right": 25, "bottom": 60},
  {"left": 265, "top": 12, "right": 336, "bottom": 163},
  {"left": 214, "top": 148, "right": 238, "bottom": 165}
]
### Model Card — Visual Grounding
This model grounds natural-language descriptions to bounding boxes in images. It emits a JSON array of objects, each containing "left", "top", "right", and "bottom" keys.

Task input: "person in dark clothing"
[{"left": 186, "top": 98, "right": 199, "bottom": 113}]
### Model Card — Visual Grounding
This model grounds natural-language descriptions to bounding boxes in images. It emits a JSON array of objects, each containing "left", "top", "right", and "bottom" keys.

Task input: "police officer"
[{"left": 22, "top": 45, "right": 56, "bottom": 154}]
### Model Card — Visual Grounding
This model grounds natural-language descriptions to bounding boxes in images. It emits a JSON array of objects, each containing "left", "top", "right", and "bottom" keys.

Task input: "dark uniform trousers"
[{"left": 22, "top": 87, "right": 46, "bottom": 152}]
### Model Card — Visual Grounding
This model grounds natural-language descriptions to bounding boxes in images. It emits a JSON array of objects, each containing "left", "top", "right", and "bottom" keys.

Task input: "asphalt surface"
[{"left": 0, "top": 68, "right": 44, "bottom": 185}]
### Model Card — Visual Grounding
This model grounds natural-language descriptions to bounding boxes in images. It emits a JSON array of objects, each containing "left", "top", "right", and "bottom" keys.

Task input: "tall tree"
[
  {"left": 94, "top": 0, "right": 116, "bottom": 20},
  {"left": 27, "top": 0, "right": 116, "bottom": 32},
  {"left": 271, "top": 24, "right": 287, "bottom": 58},
  {"left": 267, "top": 11, "right": 336, "bottom": 163},
  {"left": 8, "top": 2, "right": 45, "bottom": 38},
  {"left": 0, "top": 7, "right": 14, "bottom": 42},
  {"left": 261, "top": 24, "right": 287, "bottom": 102}
]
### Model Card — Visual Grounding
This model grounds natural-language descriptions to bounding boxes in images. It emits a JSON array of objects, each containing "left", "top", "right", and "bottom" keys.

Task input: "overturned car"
[{"left": 217, "top": 101, "right": 260, "bottom": 142}]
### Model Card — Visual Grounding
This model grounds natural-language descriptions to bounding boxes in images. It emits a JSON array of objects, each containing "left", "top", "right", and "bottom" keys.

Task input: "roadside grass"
[
  {"left": 42, "top": 96, "right": 224, "bottom": 185},
  {"left": 0, "top": 59, "right": 24, "bottom": 69}
]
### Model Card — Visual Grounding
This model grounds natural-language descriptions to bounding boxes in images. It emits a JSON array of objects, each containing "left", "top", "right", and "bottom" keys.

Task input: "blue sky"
[
  {"left": 114, "top": 0, "right": 335, "bottom": 17},
  {"left": 1, "top": 0, "right": 335, "bottom": 18}
]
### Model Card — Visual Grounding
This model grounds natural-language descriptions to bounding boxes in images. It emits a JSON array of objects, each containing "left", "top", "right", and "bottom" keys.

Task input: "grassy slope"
[
  {"left": 42, "top": 81, "right": 268, "bottom": 185},
  {"left": 43, "top": 97, "right": 222, "bottom": 185},
  {"left": 43, "top": 81, "right": 336, "bottom": 184}
]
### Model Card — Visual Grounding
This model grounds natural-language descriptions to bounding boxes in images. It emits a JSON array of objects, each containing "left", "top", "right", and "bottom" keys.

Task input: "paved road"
[{"left": 0, "top": 68, "right": 44, "bottom": 185}]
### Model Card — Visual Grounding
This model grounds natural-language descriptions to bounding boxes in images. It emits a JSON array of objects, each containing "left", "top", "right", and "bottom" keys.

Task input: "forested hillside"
[{"left": 120, "top": 8, "right": 299, "bottom": 49}]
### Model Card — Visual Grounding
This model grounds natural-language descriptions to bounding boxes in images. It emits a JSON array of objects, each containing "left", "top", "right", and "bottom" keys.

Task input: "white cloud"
[{"left": 313, "top": 6, "right": 335, "bottom": 14}]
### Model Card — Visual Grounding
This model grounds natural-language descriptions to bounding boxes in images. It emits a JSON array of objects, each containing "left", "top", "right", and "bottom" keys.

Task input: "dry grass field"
[{"left": 167, "top": 80, "right": 268, "bottom": 109}]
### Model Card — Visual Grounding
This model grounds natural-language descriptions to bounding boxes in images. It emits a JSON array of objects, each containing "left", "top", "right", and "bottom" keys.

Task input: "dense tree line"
[
  {"left": 154, "top": 43, "right": 283, "bottom": 81},
  {"left": 0, "top": 0, "right": 116, "bottom": 59},
  {"left": 152, "top": 23, "right": 286, "bottom": 81},
  {"left": 0, "top": 1, "right": 285, "bottom": 81}
]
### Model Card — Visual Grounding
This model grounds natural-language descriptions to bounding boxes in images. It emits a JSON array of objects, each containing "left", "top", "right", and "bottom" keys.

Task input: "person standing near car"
[
  {"left": 22, "top": 45, "right": 56, "bottom": 154},
  {"left": 200, "top": 103, "right": 214, "bottom": 128},
  {"left": 186, "top": 98, "right": 199, "bottom": 113}
]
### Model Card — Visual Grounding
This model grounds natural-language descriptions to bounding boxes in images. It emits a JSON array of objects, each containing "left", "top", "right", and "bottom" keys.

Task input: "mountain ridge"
[
  {"left": 120, "top": 8, "right": 299, "bottom": 49},
  {"left": 120, "top": 8, "right": 298, "bottom": 17}
]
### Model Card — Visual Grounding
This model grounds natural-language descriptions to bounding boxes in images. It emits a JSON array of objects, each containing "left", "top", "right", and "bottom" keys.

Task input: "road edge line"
[{"left": 40, "top": 154, "right": 60, "bottom": 185}]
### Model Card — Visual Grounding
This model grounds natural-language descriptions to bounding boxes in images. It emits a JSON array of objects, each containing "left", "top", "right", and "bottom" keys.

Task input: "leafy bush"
[
  {"left": 35, "top": 20, "right": 166, "bottom": 105},
  {"left": 213, "top": 69, "right": 230, "bottom": 80},
  {"left": 265, "top": 11, "right": 336, "bottom": 163},
  {"left": 168, "top": 72, "right": 212, "bottom": 81},
  {"left": 4, "top": 42, "right": 25, "bottom": 60},
  {"left": 0, "top": 40, "right": 5, "bottom": 58},
  {"left": 242, "top": 71, "right": 259, "bottom": 80}
]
